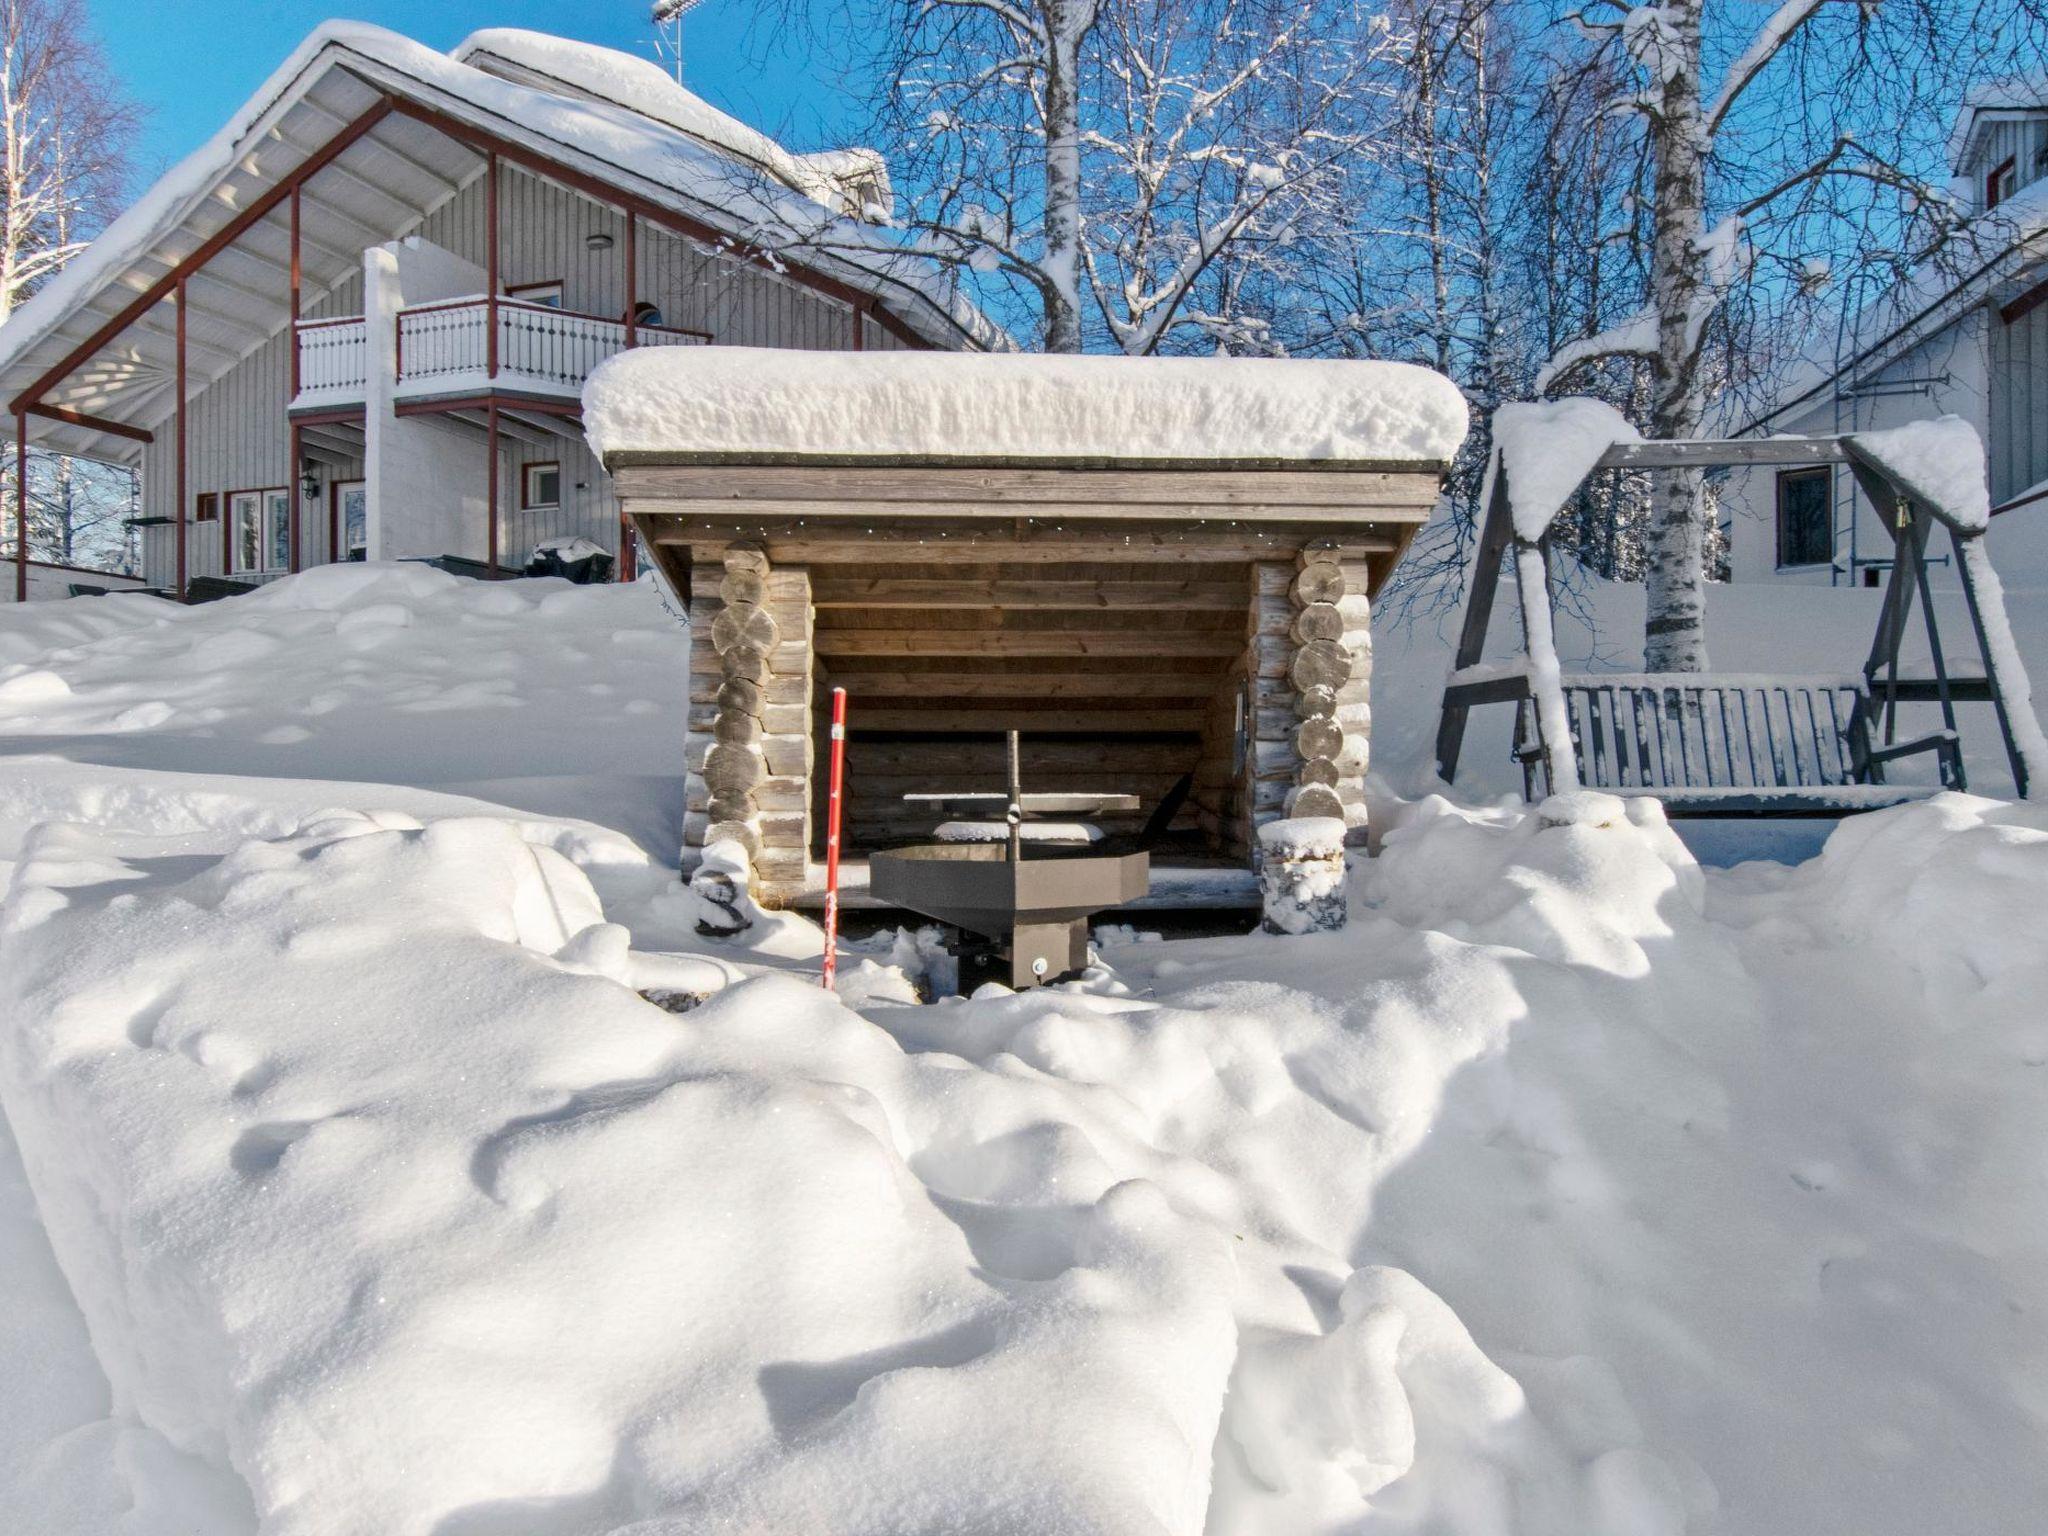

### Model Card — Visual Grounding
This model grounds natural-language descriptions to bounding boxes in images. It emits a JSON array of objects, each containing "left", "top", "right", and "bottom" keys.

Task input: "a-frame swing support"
[{"left": 1435, "top": 434, "right": 2043, "bottom": 806}]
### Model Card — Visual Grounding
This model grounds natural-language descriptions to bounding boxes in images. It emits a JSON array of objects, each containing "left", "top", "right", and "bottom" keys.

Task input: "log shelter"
[{"left": 600, "top": 419, "right": 1455, "bottom": 908}]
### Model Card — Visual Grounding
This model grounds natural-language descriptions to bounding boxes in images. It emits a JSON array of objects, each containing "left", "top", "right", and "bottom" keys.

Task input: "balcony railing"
[
  {"left": 394, "top": 296, "right": 706, "bottom": 395},
  {"left": 291, "top": 299, "right": 707, "bottom": 410},
  {"left": 294, "top": 316, "right": 368, "bottom": 398}
]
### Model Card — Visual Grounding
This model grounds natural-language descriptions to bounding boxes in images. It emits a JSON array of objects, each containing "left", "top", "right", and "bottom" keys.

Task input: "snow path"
[{"left": 1, "top": 569, "right": 2045, "bottom": 1533}]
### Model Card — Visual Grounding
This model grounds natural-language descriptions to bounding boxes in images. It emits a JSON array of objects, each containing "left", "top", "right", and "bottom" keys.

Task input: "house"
[
  {"left": 1722, "top": 83, "right": 2048, "bottom": 589},
  {"left": 0, "top": 24, "right": 988, "bottom": 604},
  {"left": 584, "top": 346, "right": 1466, "bottom": 906}
]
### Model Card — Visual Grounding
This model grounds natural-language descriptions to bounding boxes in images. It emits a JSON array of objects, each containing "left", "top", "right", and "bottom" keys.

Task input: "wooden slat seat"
[{"left": 1514, "top": 673, "right": 1963, "bottom": 816}]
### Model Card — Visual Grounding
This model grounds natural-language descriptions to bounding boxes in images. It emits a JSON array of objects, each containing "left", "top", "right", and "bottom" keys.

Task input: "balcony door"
[{"left": 228, "top": 488, "right": 291, "bottom": 576}]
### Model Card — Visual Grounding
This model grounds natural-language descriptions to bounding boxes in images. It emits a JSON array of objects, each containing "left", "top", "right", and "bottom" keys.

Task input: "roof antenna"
[{"left": 650, "top": 0, "right": 707, "bottom": 85}]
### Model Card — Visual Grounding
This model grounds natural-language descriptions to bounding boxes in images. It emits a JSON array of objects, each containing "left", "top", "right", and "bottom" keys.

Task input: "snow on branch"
[
  {"left": 1703, "top": 0, "right": 1826, "bottom": 138},
  {"left": 1532, "top": 308, "right": 1658, "bottom": 395}
]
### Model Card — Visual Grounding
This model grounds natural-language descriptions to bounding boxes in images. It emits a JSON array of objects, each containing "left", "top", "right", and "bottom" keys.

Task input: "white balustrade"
[
  {"left": 392, "top": 298, "right": 705, "bottom": 395},
  {"left": 294, "top": 317, "right": 368, "bottom": 397}
]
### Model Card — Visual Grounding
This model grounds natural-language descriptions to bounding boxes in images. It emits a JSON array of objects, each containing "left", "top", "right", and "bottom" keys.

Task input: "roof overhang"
[{"left": 0, "top": 26, "right": 985, "bottom": 468}]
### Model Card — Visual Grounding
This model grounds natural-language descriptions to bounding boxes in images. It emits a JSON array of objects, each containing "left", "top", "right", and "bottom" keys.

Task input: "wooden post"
[
  {"left": 289, "top": 186, "right": 302, "bottom": 399},
  {"left": 288, "top": 421, "right": 303, "bottom": 573},
  {"left": 683, "top": 545, "right": 817, "bottom": 903},
  {"left": 623, "top": 210, "right": 637, "bottom": 349},
  {"left": 12, "top": 414, "right": 25, "bottom": 602},
  {"left": 700, "top": 542, "right": 775, "bottom": 862},
  {"left": 175, "top": 280, "right": 188, "bottom": 601},
  {"left": 485, "top": 152, "right": 499, "bottom": 381},
  {"left": 288, "top": 185, "right": 303, "bottom": 572},
  {"left": 1286, "top": 539, "right": 1372, "bottom": 845},
  {"left": 486, "top": 401, "right": 500, "bottom": 576}
]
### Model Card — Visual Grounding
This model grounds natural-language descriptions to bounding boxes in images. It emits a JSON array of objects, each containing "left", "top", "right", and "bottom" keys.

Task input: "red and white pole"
[{"left": 821, "top": 686, "right": 848, "bottom": 990}]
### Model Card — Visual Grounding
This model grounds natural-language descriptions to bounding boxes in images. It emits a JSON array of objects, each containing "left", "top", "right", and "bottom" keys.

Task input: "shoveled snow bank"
[
  {"left": 1486, "top": 398, "right": 1641, "bottom": 542},
  {"left": 584, "top": 348, "right": 1470, "bottom": 464},
  {"left": 1848, "top": 415, "right": 1992, "bottom": 530}
]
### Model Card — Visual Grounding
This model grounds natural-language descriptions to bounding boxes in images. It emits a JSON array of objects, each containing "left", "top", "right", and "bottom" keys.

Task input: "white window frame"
[
  {"left": 523, "top": 461, "right": 562, "bottom": 513},
  {"left": 228, "top": 487, "right": 292, "bottom": 575}
]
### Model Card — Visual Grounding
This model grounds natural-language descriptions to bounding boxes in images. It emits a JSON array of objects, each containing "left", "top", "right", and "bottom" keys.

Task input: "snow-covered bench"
[{"left": 1513, "top": 672, "right": 1961, "bottom": 815}]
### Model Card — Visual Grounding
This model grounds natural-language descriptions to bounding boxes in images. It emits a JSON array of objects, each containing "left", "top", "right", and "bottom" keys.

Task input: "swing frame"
[{"left": 1435, "top": 434, "right": 2040, "bottom": 813}]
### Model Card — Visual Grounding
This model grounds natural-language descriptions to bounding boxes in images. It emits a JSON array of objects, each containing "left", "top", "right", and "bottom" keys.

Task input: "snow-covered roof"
[
  {"left": 1947, "top": 77, "right": 2048, "bottom": 172},
  {"left": 0, "top": 24, "right": 993, "bottom": 465},
  {"left": 451, "top": 30, "right": 890, "bottom": 220},
  {"left": 583, "top": 348, "right": 1469, "bottom": 465}
]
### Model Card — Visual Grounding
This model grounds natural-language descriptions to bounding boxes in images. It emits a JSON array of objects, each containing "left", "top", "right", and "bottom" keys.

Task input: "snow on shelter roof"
[
  {"left": 584, "top": 348, "right": 1470, "bottom": 466},
  {"left": 0, "top": 23, "right": 993, "bottom": 464}
]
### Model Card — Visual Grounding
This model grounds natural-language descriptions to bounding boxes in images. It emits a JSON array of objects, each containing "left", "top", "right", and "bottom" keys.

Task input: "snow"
[
  {"left": 1847, "top": 415, "right": 1993, "bottom": 531},
  {"left": 454, "top": 30, "right": 887, "bottom": 219},
  {"left": 584, "top": 348, "right": 1470, "bottom": 464},
  {"left": 3, "top": 564, "right": 2048, "bottom": 1532},
  {"left": 1486, "top": 398, "right": 1641, "bottom": 542}
]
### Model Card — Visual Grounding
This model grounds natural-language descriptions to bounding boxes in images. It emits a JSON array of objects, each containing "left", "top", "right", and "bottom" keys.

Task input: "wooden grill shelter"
[{"left": 588, "top": 348, "right": 1467, "bottom": 908}]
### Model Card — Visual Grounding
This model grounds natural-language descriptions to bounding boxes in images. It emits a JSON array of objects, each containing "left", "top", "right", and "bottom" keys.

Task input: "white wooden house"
[
  {"left": 0, "top": 25, "right": 985, "bottom": 602},
  {"left": 1721, "top": 83, "right": 2048, "bottom": 589}
]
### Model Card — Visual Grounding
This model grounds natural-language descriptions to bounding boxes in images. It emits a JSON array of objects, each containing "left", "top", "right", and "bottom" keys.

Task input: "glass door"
[{"left": 334, "top": 480, "right": 367, "bottom": 561}]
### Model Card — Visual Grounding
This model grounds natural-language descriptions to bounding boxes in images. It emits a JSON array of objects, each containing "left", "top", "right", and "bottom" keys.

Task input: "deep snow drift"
[{"left": 1, "top": 565, "right": 2045, "bottom": 1535}]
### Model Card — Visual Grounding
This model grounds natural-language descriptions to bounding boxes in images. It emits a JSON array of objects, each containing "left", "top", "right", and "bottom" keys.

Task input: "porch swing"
[{"left": 1434, "top": 410, "right": 2045, "bottom": 815}]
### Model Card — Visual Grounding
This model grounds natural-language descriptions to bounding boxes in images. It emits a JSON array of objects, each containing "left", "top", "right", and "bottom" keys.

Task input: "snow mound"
[
  {"left": 1847, "top": 415, "right": 1992, "bottom": 530},
  {"left": 1488, "top": 398, "right": 1641, "bottom": 542},
  {"left": 584, "top": 348, "right": 1470, "bottom": 464}
]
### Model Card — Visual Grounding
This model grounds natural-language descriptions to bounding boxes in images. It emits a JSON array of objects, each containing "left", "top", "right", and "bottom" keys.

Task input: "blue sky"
[{"left": 91, "top": 0, "right": 861, "bottom": 187}]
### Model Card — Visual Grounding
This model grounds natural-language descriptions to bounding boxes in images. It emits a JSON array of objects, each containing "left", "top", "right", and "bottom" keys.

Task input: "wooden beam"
[
  {"left": 804, "top": 670, "right": 1222, "bottom": 698},
  {"left": 654, "top": 524, "right": 1393, "bottom": 563},
  {"left": 1596, "top": 437, "right": 1850, "bottom": 470},
  {"left": 645, "top": 497, "right": 1420, "bottom": 526},
  {"left": 616, "top": 463, "right": 1443, "bottom": 509},
  {"left": 486, "top": 151, "right": 499, "bottom": 381},
  {"left": 809, "top": 576, "right": 1251, "bottom": 610},
  {"left": 813, "top": 630, "right": 1244, "bottom": 658},
  {"left": 24, "top": 403, "right": 151, "bottom": 444},
  {"left": 843, "top": 708, "right": 1205, "bottom": 732},
  {"left": 10, "top": 97, "right": 397, "bottom": 416}
]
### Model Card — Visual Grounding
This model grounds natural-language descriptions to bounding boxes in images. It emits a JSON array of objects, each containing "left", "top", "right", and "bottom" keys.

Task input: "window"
[
  {"left": 632, "top": 301, "right": 665, "bottom": 330},
  {"left": 228, "top": 488, "right": 291, "bottom": 574},
  {"left": 334, "top": 480, "right": 367, "bottom": 561},
  {"left": 1988, "top": 155, "right": 2019, "bottom": 210},
  {"left": 507, "top": 280, "right": 563, "bottom": 308},
  {"left": 1776, "top": 467, "right": 1833, "bottom": 569},
  {"left": 522, "top": 461, "right": 562, "bottom": 511},
  {"left": 194, "top": 492, "right": 218, "bottom": 524}
]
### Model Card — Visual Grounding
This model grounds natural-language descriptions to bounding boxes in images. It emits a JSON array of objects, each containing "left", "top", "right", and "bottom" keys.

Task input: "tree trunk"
[
  {"left": 1644, "top": 0, "right": 1710, "bottom": 672},
  {"left": 1041, "top": 9, "right": 1085, "bottom": 353}
]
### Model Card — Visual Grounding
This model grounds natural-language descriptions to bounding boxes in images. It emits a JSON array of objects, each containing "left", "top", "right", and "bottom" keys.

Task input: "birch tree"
[
  {"left": 1535, "top": 0, "right": 2048, "bottom": 671},
  {"left": 768, "top": 0, "right": 1399, "bottom": 352},
  {"left": 0, "top": 0, "right": 136, "bottom": 319}
]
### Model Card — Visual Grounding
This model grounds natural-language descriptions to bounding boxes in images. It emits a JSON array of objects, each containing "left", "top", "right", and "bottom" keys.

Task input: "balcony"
[
  {"left": 293, "top": 316, "right": 368, "bottom": 407},
  {"left": 289, "top": 298, "right": 706, "bottom": 413}
]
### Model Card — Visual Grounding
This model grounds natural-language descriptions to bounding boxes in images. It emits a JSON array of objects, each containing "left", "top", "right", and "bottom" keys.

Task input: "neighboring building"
[
  {"left": 0, "top": 25, "right": 987, "bottom": 602},
  {"left": 1723, "top": 83, "right": 2048, "bottom": 589}
]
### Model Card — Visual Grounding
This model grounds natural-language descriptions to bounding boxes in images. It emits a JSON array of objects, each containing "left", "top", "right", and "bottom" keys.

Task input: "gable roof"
[{"left": 0, "top": 24, "right": 995, "bottom": 466}]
